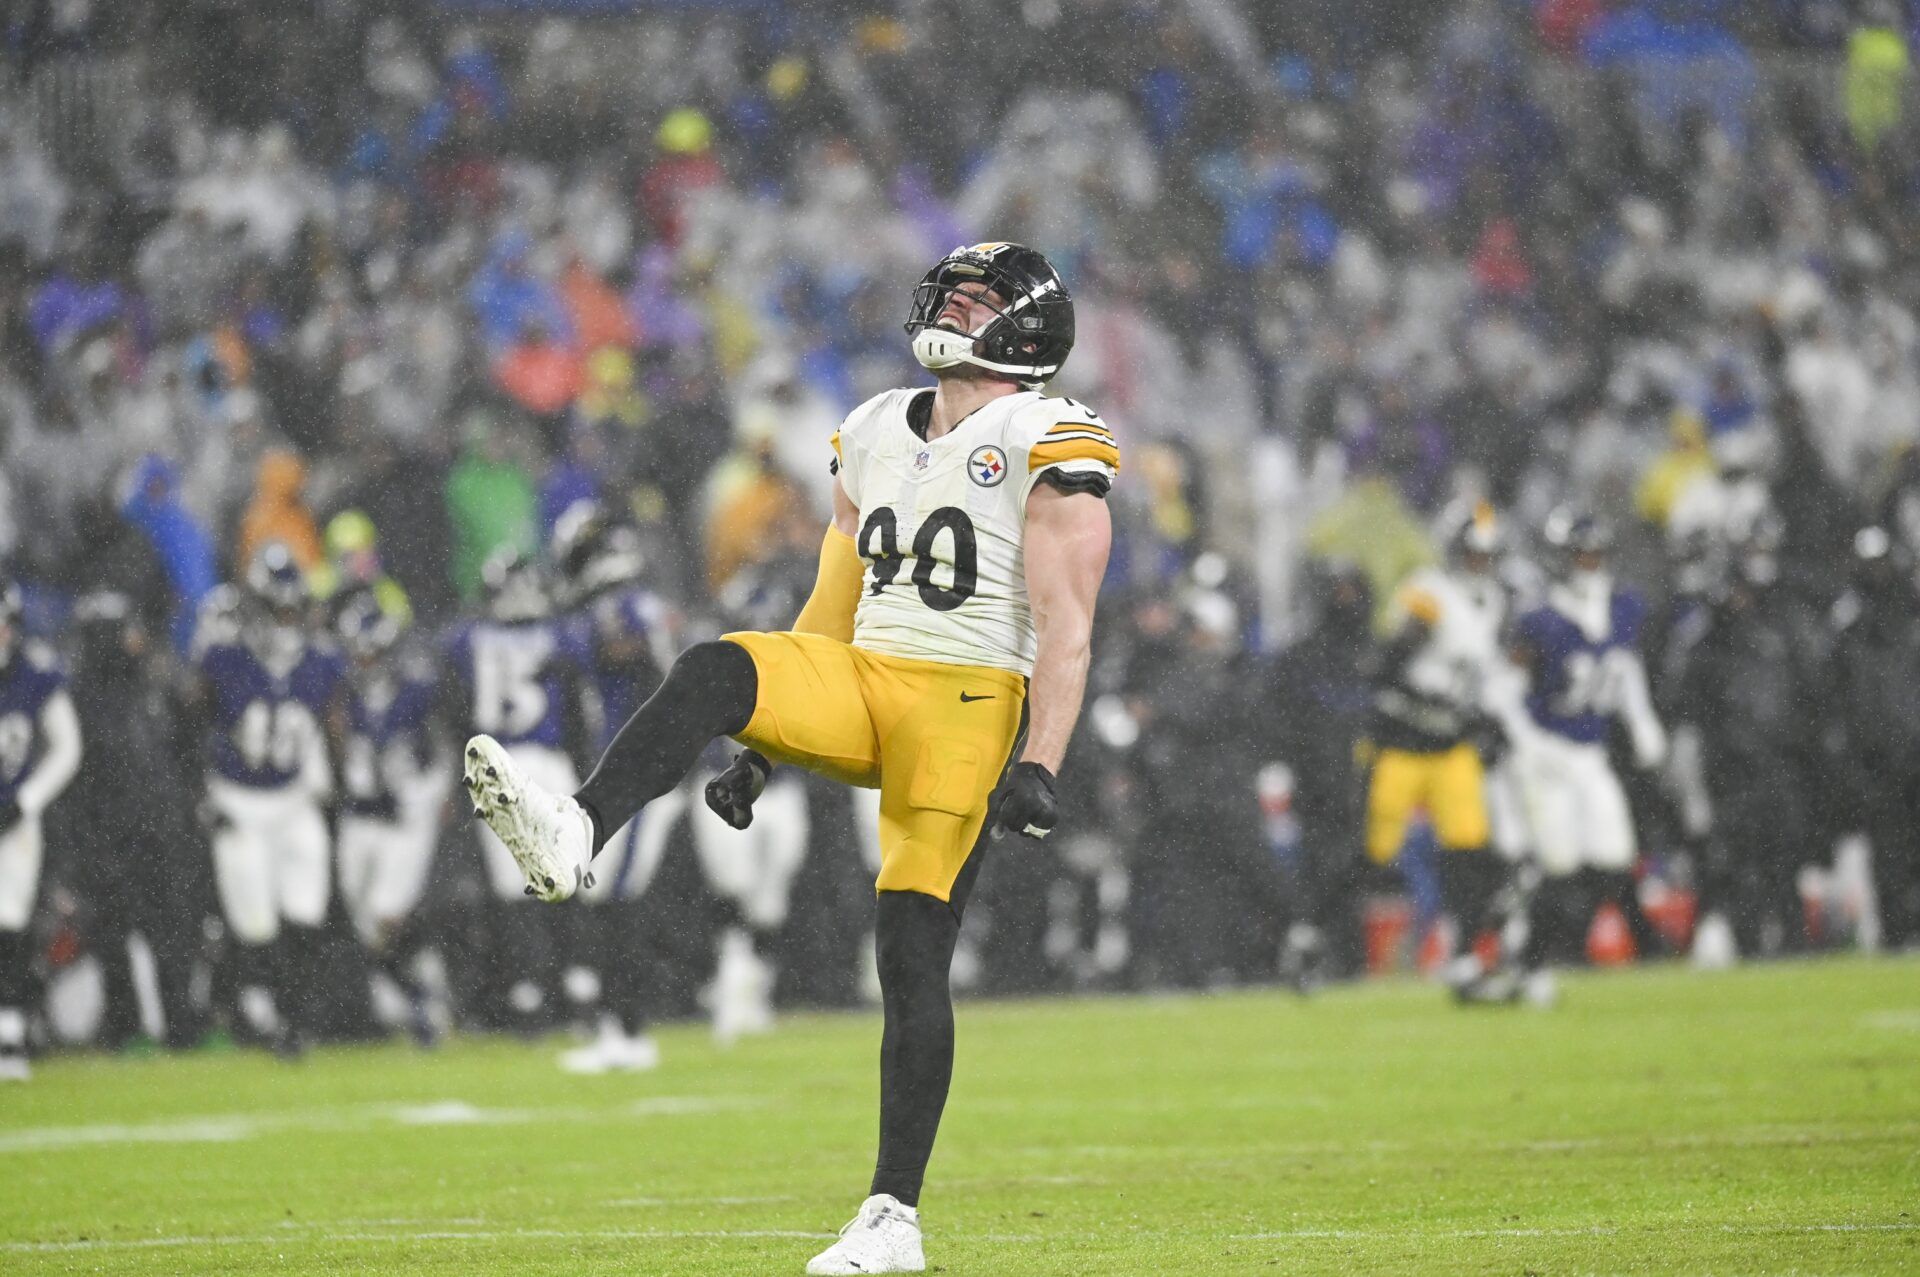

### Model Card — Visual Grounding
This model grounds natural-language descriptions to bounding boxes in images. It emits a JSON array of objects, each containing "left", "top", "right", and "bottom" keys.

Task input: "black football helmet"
[
  {"left": 335, "top": 590, "right": 403, "bottom": 662},
  {"left": 549, "top": 499, "right": 645, "bottom": 606},
  {"left": 1542, "top": 506, "right": 1613, "bottom": 577},
  {"left": 1440, "top": 500, "right": 1504, "bottom": 572},
  {"left": 481, "top": 546, "right": 550, "bottom": 622},
  {"left": 904, "top": 242, "right": 1074, "bottom": 388},
  {"left": 245, "top": 542, "right": 309, "bottom": 621}
]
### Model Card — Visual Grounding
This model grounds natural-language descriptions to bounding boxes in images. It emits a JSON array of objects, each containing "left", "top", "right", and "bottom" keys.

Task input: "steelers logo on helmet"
[
  {"left": 968, "top": 445, "right": 1008, "bottom": 488},
  {"left": 904, "top": 242, "right": 1075, "bottom": 389}
]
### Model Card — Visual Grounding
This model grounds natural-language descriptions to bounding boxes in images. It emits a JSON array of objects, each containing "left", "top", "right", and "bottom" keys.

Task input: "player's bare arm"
[
  {"left": 989, "top": 482, "right": 1109, "bottom": 842},
  {"left": 1019, "top": 483, "right": 1111, "bottom": 773}
]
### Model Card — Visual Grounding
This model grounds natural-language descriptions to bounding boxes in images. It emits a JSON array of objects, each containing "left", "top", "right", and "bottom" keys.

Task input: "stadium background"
[{"left": 2, "top": 0, "right": 1919, "bottom": 1042}]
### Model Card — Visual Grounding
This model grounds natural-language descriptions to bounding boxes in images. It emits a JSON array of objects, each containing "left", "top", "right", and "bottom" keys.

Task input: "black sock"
[
  {"left": 574, "top": 641, "right": 758, "bottom": 853},
  {"left": 274, "top": 926, "right": 322, "bottom": 1036},
  {"left": 374, "top": 946, "right": 424, "bottom": 1003},
  {"left": 1439, "top": 848, "right": 1499, "bottom": 957},
  {"left": 0, "top": 929, "right": 29, "bottom": 1041},
  {"left": 869, "top": 891, "right": 961, "bottom": 1209},
  {"left": 1520, "top": 874, "right": 1569, "bottom": 972}
]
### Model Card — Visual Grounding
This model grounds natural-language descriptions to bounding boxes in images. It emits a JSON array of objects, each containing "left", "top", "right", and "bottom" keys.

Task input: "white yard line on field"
[
  {"left": 2, "top": 1228, "right": 836, "bottom": 1254},
  {"left": 1231, "top": 1223, "right": 1920, "bottom": 1241},
  {"left": 0, "top": 1095, "right": 764, "bottom": 1154},
  {"left": 7, "top": 1220, "right": 1915, "bottom": 1256},
  {"left": 602, "top": 1195, "right": 798, "bottom": 1208}
]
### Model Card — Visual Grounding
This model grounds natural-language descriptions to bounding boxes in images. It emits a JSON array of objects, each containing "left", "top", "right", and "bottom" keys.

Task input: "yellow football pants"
[
  {"left": 722, "top": 630, "right": 1027, "bottom": 903},
  {"left": 1365, "top": 742, "right": 1490, "bottom": 864}
]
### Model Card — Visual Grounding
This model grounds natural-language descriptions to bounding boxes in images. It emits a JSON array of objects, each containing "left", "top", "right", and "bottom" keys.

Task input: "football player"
[
  {"left": 333, "top": 593, "right": 448, "bottom": 1046},
  {"left": 1365, "top": 503, "right": 1514, "bottom": 991},
  {"left": 1493, "top": 508, "right": 1667, "bottom": 1005},
  {"left": 548, "top": 502, "right": 669, "bottom": 1072},
  {"left": 0, "top": 576, "right": 83, "bottom": 1081},
  {"left": 466, "top": 242, "right": 1115, "bottom": 1275},
  {"left": 443, "top": 547, "right": 592, "bottom": 1032},
  {"left": 190, "top": 544, "right": 344, "bottom": 1057}
]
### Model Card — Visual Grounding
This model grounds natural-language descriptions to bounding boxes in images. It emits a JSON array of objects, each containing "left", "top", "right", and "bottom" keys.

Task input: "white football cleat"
[
  {"left": 1691, "top": 911, "right": 1738, "bottom": 970},
  {"left": 464, "top": 735, "right": 595, "bottom": 902},
  {"left": 610, "top": 1031, "right": 662, "bottom": 1072},
  {"left": 560, "top": 1018, "right": 661, "bottom": 1075},
  {"left": 806, "top": 1194, "right": 925, "bottom": 1274},
  {"left": 0, "top": 1052, "right": 29, "bottom": 1083},
  {"left": 1520, "top": 969, "right": 1558, "bottom": 1009}
]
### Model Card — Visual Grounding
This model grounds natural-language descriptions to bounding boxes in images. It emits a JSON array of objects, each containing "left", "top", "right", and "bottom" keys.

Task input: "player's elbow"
[{"left": 1032, "top": 597, "right": 1095, "bottom": 658}]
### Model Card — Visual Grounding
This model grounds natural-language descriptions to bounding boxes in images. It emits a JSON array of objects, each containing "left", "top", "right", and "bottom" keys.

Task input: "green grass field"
[{"left": 5, "top": 957, "right": 1917, "bottom": 1276}]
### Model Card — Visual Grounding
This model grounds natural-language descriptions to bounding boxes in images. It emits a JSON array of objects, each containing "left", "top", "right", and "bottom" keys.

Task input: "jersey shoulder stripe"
[
  {"left": 1398, "top": 586, "right": 1442, "bottom": 625},
  {"left": 1028, "top": 435, "right": 1121, "bottom": 472},
  {"left": 1045, "top": 419, "right": 1114, "bottom": 440}
]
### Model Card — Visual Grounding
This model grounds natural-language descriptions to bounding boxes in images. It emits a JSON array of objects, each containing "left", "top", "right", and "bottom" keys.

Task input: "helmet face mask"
[{"left": 904, "top": 243, "right": 1074, "bottom": 389}]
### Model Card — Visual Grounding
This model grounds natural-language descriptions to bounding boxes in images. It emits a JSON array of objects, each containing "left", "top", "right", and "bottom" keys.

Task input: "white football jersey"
[
  {"left": 831, "top": 387, "right": 1119, "bottom": 676},
  {"left": 1392, "top": 565, "right": 1507, "bottom": 714}
]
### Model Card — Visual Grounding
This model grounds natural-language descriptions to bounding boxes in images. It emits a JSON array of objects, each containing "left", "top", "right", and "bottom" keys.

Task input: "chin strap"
[{"left": 911, "top": 326, "right": 975, "bottom": 371}]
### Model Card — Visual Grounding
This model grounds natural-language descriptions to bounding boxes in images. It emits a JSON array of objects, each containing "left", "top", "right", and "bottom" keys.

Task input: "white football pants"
[
  {"left": 0, "top": 815, "right": 44, "bottom": 933},
  {"left": 206, "top": 777, "right": 331, "bottom": 944},
  {"left": 1512, "top": 734, "right": 1638, "bottom": 876},
  {"left": 690, "top": 772, "right": 810, "bottom": 930}
]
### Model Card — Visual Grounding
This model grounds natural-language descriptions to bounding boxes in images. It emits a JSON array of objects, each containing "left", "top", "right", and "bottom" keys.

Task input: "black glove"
[
  {"left": 704, "top": 750, "right": 771, "bottom": 830},
  {"left": 990, "top": 761, "right": 1058, "bottom": 840},
  {"left": 0, "top": 797, "right": 21, "bottom": 836},
  {"left": 195, "top": 796, "right": 231, "bottom": 836},
  {"left": 1467, "top": 712, "right": 1509, "bottom": 769}
]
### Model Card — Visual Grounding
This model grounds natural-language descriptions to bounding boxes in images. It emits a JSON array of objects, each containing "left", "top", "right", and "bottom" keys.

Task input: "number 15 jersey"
[{"left": 831, "top": 388, "right": 1119, "bottom": 677}]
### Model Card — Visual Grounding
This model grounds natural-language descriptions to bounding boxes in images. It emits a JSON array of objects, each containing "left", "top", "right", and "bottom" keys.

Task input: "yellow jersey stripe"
[
  {"left": 1047, "top": 420, "right": 1114, "bottom": 440},
  {"left": 1399, "top": 588, "right": 1441, "bottom": 625},
  {"left": 1029, "top": 437, "right": 1121, "bottom": 473}
]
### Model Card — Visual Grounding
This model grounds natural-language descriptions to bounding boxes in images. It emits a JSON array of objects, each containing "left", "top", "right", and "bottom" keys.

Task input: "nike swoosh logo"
[{"left": 959, "top": 692, "right": 993, "bottom": 703}]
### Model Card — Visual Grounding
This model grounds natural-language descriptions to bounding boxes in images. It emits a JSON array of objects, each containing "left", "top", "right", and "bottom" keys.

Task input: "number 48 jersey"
[
  {"left": 193, "top": 608, "right": 345, "bottom": 790},
  {"left": 832, "top": 387, "right": 1119, "bottom": 677}
]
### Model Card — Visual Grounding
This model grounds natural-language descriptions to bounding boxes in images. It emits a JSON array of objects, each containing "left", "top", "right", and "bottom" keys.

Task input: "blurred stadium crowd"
[{"left": 4, "top": 0, "right": 1920, "bottom": 1059}]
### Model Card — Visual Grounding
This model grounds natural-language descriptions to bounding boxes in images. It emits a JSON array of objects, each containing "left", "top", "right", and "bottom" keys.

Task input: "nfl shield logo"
[
  {"left": 914, "top": 449, "right": 932, "bottom": 472},
  {"left": 968, "top": 445, "right": 1007, "bottom": 488}
]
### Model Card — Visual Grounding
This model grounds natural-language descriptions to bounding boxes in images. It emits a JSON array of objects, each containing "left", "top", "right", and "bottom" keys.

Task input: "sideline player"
[
  {"left": 1364, "top": 503, "right": 1513, "bottom": 992},
  {"left": 0, "top": 576, "right": 83, "bottom": 1081},
  {"left": 1489, "top": 508, "right": 1666, "bottom": 1005},
  {"left": 465, "top": 242, "right": 1115, "bottom": 1274},
  {"left": 444, "top": 548, "right": 592, "bottom": 1032},
  {"left": 549, "top": 502, "right": 669, "bottom": 1072},
  {"left": 333, "top": 593, "right": 449, "bottom": 1045},
  {"left": 190, "top": 544, "right": 343, "bottom": 1057}
]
